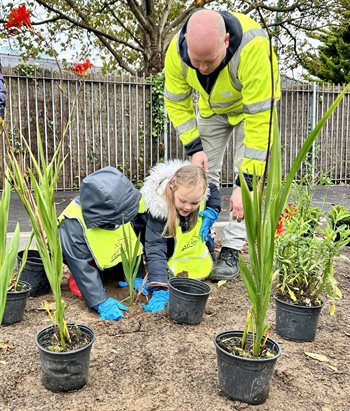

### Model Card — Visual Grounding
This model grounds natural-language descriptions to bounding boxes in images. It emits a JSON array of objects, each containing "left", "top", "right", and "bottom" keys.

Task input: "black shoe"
[{"left": 209, "top": 247, "right": 239, "bottom": 281}]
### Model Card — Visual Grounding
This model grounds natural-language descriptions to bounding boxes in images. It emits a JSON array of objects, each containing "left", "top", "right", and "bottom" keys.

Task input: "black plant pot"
[
  {"left": 35, "top": 324, "right": 95, "bottom": 392},
  {"left": 275, "top": 296, "right": 323, "bottom": 341},
  {"left": 214, "top": 330, "right": 281, "bottom": 405},
  {"left": 18, "top": 250, "right": 51, "bottom": 297},
  {"left": 168, "top": 277, "right": 212, "bottom": 325},
  {"left": 2, "top": 281, "right": 31, "bottom": 325}
]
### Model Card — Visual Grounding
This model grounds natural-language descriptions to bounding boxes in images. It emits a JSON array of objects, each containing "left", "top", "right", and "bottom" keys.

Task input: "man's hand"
[
  {"left": 191, "top": 151, "right": 209, "bottom": 172},
  {"left": 230, "top": 186, "right": 244, "bottom": 222}
]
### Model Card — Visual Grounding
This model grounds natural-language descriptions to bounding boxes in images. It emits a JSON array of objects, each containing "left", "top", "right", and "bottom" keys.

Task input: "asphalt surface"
[{"left": 7, "top": 185, "right": 350, "bottom": 234}]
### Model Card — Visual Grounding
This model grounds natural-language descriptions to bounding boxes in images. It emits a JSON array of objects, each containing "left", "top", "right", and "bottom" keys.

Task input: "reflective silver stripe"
[
  {"left": 176, "top": 33, "right": 188, "bottom": 78},
  {"left": 244, "top": 147, "right": 267, "bottom": 161},
  {"left": 229, "top": 28, "right": 267, "bottom": 90},
  {"left": 164, "top": 87, "right": 192, "bottom": 102},
  {"left": 175, "top": 118, "right": 197, "bottom": 135},
  {"left": 243, "top": 98, "right": 274, "bottom": 114},
  {"left": 211, "top": 98, "right": 241, "bottom": 108}
]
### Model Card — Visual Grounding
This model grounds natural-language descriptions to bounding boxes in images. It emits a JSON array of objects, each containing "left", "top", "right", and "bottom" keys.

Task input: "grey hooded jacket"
[{"left": 59, "top": 167, "right": 141, "bottom": 307}]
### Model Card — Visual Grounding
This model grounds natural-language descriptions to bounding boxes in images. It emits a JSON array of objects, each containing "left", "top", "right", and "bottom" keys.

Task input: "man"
[
  {"left": 164, "top": 9, "right": 280, "bottom": 281},
  {"left": 0, "top": 60, "right": 6, "bottom": 127}
]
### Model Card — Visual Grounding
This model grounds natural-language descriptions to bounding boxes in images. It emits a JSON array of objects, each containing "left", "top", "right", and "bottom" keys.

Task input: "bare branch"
[
  {"left": 34, "top": 0, "right": 143, "bottom": 52},
  {"left": 126, "top": 0, "right": 153, "bottom": 33}
]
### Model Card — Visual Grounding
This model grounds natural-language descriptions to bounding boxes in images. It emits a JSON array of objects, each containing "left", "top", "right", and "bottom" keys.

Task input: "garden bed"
[{"left": 1, "top": 246, "right": 349, "bottom": 410}]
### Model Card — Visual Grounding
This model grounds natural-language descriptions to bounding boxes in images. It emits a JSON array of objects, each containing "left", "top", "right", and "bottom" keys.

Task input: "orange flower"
[
  {"left": 275, "top": 204, "right": 298, "bottom": 237},
  {"left": 69, "top": 59, "right": 94, "bottom": 77},
  {"left": 275, "top": 219, "right": 287, "bottom": 237},
  {"left": 5, "top": 4, "right": 33, "bottom": 32}
]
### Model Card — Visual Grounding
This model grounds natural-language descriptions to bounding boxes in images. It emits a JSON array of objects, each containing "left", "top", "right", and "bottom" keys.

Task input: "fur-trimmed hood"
[
  {"left": 141, "top": 160, "right": 189, "bottom": 219},
  {"left": 141, "top": 159, "right": 209, "bottom": 220}
]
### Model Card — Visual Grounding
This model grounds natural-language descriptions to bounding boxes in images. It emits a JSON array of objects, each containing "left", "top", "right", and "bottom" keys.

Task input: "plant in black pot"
[
  {"left": 6, "top": 130, "right": 96, "bottom": 392},
  {"left": 274, "top": 195, "right": 350, "bottom": 342},
  {"left": 0, "top": 175, "right": 32, "bottom": 326},
  {"left": 213, "top": 77, "right": 350, "bottom": 403},
  {"left": 4, "top": 4, "right": 95, "bottom": 393}
]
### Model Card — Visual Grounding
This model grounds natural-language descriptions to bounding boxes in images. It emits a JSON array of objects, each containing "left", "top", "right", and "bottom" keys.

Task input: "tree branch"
[
  {"left": 126, "top": 0, "right": 153, "bottom": 33},
  {"left": 34, "top": 0, "right": 143, "bottom": 52}
]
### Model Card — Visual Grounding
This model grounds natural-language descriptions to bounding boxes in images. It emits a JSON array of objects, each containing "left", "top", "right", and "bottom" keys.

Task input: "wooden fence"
[{"left": 1, "top": 68, "right": 349, "bottom": 189}]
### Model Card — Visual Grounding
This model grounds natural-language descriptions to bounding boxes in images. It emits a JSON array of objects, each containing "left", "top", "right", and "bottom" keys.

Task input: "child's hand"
[
  {"left": 199, "top": 207, "right": 219, "bottom": 242},
  {"left": 119, "top": 278, "right": 150, "bottom": 296}
]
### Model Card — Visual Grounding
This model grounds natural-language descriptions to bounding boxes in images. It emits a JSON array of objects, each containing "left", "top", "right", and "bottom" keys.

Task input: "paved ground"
[{"left": 7, "top": 185, "right": 350, "bottom": 235}]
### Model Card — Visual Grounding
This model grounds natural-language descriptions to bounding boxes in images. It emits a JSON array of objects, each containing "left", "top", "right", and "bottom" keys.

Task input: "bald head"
[{"left": 186, "top": 10, "right": 229, "bottom": 75}]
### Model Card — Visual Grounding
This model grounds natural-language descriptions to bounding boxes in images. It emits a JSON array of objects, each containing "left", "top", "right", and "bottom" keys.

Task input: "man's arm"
[
  {"left": 164, "top": 36, "right": 203, "bottom": 157},
  {"left": 238, "top": 37, "right": 280, "bottom": 177}
]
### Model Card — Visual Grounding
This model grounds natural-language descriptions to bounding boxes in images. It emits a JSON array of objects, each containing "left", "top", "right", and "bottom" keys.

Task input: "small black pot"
[
  {"left": 214, "top": 330, "right": 281, "bottom": 405},
  {"left": 2, "top": 281, "right": 31, "bottom": 325},
  {"left": 18, "top": 250, "right": 51, "bottom": 297},
  {"left": 168, "top": 277, "right": 212, "bottom": 325},
  {"left": 35, "top": 323, "right": 96, "bottom": 392},
  {"left": 275, "top": 295, "right": 323, "bottom": 341}
]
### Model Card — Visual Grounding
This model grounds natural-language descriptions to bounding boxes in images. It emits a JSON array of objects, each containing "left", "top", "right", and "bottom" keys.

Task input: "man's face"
[{"left": 187, "top": 32, "right": 229, "bottom": 75}]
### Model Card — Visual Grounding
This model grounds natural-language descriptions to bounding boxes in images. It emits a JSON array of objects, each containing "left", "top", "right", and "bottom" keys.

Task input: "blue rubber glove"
[
  {"left": 94, "top": 298, "right": 128, "bottom": 320},
  {"left": 199, "top": 207, "right": 219, "bottom": 242},
  {"left": 118, "top": 278, "right": 150, "bottom": 296},
  {"left": 141, "top": 290, "right": 169, "bottom": 313}
]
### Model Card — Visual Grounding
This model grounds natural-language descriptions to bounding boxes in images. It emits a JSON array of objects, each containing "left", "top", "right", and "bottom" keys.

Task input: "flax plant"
[
  {"left": 5, "top": 130, "right": 70, "bottom": 349},
  {"left": 120, "top": 221, "right": 142, "bottom": 307},
  {"left": 239, "top": 84, "right": 350, "bottom": 357},
  {"left": 0, "top": 176, "right": 20, "bottom": 324}
]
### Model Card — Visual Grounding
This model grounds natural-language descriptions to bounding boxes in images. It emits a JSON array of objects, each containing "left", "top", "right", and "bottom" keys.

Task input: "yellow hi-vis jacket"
[
  {"left": 168, "top": 201, "right": 213, "bottom": 280},
  {"left": 164, "top": 11, "right": 280, "bottom": 176},
  {"left": 168, "top": 208, "right": 213, "bottom": 280},
  {"left": 140, "top": 194, "right": 212, "bottom": 279},
  {"left": 58, "top": 200, "right": 142, "bottom": 270}
]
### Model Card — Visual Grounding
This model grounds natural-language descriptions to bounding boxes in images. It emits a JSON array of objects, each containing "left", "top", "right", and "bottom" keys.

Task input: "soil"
[{"left": 1, "top": 246, "right": 350, "bottom": 411}]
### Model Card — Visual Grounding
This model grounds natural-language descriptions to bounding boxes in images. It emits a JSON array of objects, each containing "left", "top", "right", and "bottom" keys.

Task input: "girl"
[{"left": 138, "top": 159, "right": 221, "bottom": 312}]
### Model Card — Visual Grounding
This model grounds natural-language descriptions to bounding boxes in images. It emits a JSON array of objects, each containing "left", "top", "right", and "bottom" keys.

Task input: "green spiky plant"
[
  {"left": 239, "top": 83, "right": 350, "bottom": 358},
  {"left": 5, "top": 130, "right": 71, "bottom": 350},
  {"left": 0, "top": 176, "right": 21, "bottom": 325},
  {"left": 120, "top": 221, "right": 143, "bottom": 307}
]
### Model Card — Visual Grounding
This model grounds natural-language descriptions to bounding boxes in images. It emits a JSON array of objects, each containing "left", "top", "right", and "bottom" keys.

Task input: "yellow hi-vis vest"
[
  {"left": 168, "top": 202, "right": 213, "bottom": 280},
  {"left": 58, "top": 200, "right": 142, "bottom": 270}
]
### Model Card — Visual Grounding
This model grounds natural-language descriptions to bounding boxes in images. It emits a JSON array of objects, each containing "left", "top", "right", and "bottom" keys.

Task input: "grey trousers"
[{"left": 197, "top": 113, "right": 247, "bottom": 250}]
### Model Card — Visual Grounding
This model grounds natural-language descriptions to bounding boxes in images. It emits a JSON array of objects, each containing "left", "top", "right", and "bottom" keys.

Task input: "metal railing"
[{"left": 1, "top": 70, "right": 349, "bottom": 189}]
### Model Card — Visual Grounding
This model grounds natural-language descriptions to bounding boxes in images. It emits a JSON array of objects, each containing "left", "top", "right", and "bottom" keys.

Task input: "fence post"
[
  {"left": 163, "top": 105, "right": 168, "bottom": 161},
  {"left": 310, "top": 81, "right": 317, "bottom": 182}
]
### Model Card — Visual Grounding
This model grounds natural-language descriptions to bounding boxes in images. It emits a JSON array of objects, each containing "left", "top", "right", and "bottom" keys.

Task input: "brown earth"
[{"left": 1, "top": 246, "right": 350, "bottom": 411}]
